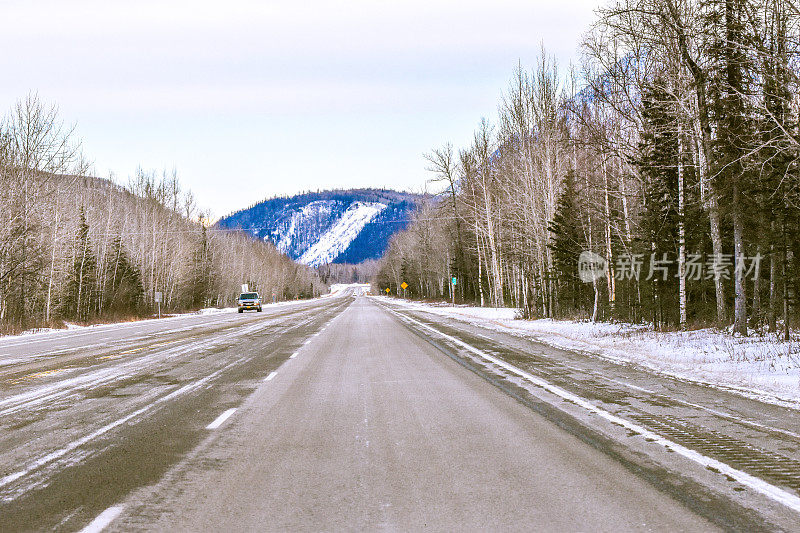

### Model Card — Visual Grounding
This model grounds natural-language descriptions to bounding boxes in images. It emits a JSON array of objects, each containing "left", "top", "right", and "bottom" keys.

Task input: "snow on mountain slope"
[
  {"left": 273, "top": 201, "right": 335, "bottom": 255},
  {"left": 274, "top": 209, "right": 299, "bottom": 253},
  {"left": 215, "top": 189, "right": 425, "bottom": 265},
  {"left": 298, "top": 202, "right": 386, "bottom": 266}
]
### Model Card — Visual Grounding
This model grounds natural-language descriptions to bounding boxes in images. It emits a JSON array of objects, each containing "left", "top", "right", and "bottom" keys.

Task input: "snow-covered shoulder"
[
  {"left": 383, "top": 298, "right": 800, "bottom": 408},
  {"left": 0, "top": 298, "right": 311, "bottom": 345}
]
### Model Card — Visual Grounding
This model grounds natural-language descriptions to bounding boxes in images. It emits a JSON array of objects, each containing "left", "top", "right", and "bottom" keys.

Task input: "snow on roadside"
[
  {"left": 0, "top": 299, "right": 306, "bottom": 344},
  {"left": 326, "top": 283, "right": 370, "bottom": 297},
  {"left": 387, "top": 298, "right": 800, "bottom": 407},
  {"left": 0, "top": 308, "right": 233, "bottom": 344},
  {"left": 196, "top": 307, "right": 238, "bottom": 316}
]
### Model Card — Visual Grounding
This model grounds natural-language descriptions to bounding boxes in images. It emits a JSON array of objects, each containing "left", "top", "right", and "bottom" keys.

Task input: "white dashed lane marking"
[
  {"left": 206, "top": 408, "right": 237, "bottom": 430},
  {"left": 79, "top": 505, "right": 124, "bottom": 533}
]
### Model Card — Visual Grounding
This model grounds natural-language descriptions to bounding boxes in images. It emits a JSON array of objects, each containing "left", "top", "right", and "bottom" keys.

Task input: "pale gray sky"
[{"left": 1, "top": 0, "right": 600, "bottom": 218}]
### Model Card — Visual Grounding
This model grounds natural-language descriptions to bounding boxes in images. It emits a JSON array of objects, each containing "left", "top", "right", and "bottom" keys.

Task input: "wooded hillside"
[
  {"left": 0, "top": 95, "right": 323, "bottom": 333},
  {"left": 377, "top": 0, "right": 800, "bottom": 336}
]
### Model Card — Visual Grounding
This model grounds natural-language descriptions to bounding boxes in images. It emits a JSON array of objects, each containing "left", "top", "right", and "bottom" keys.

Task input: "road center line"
[
  {"left": 206, "top": 408, "right": 237, "bottom": 430},
  {"left": 397, "top": 310, "right": 800, "bottom": 515},
  {"left": 265, "top": 371, "right": 278, "bottom": 381},
  {"left": 78, "top": 505, "right": 124, "bottom": 533}
]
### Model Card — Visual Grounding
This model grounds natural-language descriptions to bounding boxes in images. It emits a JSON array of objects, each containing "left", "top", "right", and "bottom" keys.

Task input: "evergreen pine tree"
[
  {"left": 186, "top": 224, "right": 214, "bottom": 309},
  {"left": 104, "top": 237, "right": 144, "bottom": 316},
  {"left": 705, "top": 0, "right": 756, "bottom": 333},
  {"left": 548, "top": 169, "right": 584, "bottom": 315},
  {"left": 62, "top": 208, "right": 98, "bottom": 322},
  {"left": 634, "top": 82, "right": 680, "bottom": 327}
]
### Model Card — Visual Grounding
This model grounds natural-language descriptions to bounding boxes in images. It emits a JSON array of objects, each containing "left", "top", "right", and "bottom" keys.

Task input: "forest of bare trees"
[
  {"left": 376, "top": 0, "right": 800, "bottom": 336},
  {"left": 0, "top": 95, "right": 323, "bottom": 333},
  {"left": 317, "top": 260, "right": 381, "bottom": 285}
]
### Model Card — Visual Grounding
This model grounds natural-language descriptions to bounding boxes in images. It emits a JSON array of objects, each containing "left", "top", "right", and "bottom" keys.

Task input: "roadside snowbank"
[
  {"left": 0, "top": 307, "right": 237, "bottom": 343},
  {"left": 388, "top": 299, "right": 800, "bottom": 407},
  {"left": 196, "top": 307, "right": 238, "bottom": 316},
  {"left": 0, "top": 300, "right": 307, "bottom": 342}
]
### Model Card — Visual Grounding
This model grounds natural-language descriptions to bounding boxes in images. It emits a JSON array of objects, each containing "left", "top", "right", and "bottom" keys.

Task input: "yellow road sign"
[
  {"left": 400, "top": 282, "right": 408, "bottom": 290},
  {"left": 385, "top": 288, "right": 391, "bottom": 294}
]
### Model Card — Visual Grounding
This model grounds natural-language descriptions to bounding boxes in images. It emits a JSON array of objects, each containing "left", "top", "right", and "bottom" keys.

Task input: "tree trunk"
[
  {"left": 678, "top": 119, "right": 687, "bottom": 328},
  {"left": 769, "top": 233, "right": 777, "bottom": 332},
  {"left": 751, "top": 240, "right": 763, "bottom": 330},
  {"left": 45, "top": 198, "right": 59, "bottom": 323},
  {"left": 475, "top": 219, "right": 485, "bottom": 307},
  {"left": 782, "top": 202, "right": 790, "bottom": 341},
  {"left": 669, "top": 0, "right": 727, "bottom": 323},
  {"left": 602, "top": 158, "right": 615, "bottom": 317},
  {"left": 732, "top": 183, "right": 747, "bottom": 335}
]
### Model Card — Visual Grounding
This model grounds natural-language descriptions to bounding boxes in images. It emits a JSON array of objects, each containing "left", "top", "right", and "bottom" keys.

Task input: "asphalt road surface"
[{"left": 0, "top": 288, "right": 798, "bottom": 531}]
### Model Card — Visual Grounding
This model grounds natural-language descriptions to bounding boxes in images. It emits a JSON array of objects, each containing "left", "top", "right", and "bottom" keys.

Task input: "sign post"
[
  {"left": 451, "top": 276, "right": 457, "bottom": 307},
  {"left": 400, "top": 282, "right": 408, "bottom": 299},
  {"left": 154, "top": 291, "right": 163, "bottom": 319}
]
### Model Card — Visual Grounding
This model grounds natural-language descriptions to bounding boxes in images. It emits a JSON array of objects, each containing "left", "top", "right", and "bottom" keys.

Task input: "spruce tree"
[
  {"left": 548, "top": 169, "right": 584, "bottom": 315},
  {"left": 705, "top": 0, "right": 756, "bottom": 333},
  {"left": 634, "top": 83, "right": 680, "bottom": 327},
  {"left": 186, "top": 224, "right": 214, "bottom": 309},
  {"left": 104, "top": 237, "right": 144, "bottom": 316},
  {"left": 62, "top": 208, "right": 98, "bottom": 322}
]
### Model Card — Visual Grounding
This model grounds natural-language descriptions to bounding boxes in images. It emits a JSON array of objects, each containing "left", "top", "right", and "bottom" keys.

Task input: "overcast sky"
[{"left": 1, "top": 0, "right": 600, "bottom": 219}]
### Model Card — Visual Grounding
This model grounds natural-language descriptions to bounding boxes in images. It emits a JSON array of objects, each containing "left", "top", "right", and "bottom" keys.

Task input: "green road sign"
[{"left": 451, "top": 277, "right": 457, "bottom": 285}]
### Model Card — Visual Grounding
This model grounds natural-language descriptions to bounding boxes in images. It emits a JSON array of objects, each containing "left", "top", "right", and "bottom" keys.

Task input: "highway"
[{"left": 0, "top": 287, "right": 798, "bottom": 531}]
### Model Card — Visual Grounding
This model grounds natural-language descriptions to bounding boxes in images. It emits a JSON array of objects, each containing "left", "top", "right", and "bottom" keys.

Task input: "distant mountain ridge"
[{"left": 216, "top": 189, "right": 425, "bottom": 266}]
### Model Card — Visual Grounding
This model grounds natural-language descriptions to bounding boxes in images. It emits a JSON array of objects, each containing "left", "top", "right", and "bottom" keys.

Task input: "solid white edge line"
[
  {"left": 79, "top": 505, "right": 124, "bottom": 533},
  {"left": 289, "top": 352, "right": 298, "bottom": 359},
  {"left": 387, "top": 300, "right": 800, "bottom": 441},
  {"left": 265, "top": 371, "right": 278, "bottom": 381},
  {"left": 206, "top": 408, "right": 237, "bottom": 430},
  {"left": 397, "top": 311, "right": 800, "bottom": 515}
]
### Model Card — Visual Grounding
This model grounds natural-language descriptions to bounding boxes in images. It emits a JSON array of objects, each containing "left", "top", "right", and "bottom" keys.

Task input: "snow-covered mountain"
[
  {"left": 216, "top": 189, "right": 425, "bottom": 266},
  {"left": 297, "top": 201, "right": 386, "bottom": 266}
]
